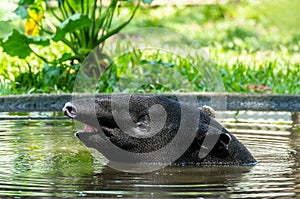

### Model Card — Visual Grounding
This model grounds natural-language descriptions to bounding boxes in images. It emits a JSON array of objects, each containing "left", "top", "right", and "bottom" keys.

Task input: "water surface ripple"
[{"left": 0, "top": 112, "right": 299, "bottom": 198}]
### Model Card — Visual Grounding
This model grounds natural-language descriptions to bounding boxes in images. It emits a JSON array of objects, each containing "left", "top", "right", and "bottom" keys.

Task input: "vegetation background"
[{"left": 0, "top": 0, "right": 299, "bottom": 95}]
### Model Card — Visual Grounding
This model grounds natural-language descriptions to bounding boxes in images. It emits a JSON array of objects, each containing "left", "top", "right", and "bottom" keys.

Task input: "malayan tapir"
[{"left": 63, "top": 95, "right": 256, "bottom": 167}]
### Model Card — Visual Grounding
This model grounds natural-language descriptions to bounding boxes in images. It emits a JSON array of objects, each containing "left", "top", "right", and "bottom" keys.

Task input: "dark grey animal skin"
[{"left": 63, "top": 95, "right": 257, "bottom": 166}]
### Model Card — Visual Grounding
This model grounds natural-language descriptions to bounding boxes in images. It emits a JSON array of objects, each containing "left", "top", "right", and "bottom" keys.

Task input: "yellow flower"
[{"left": 25, "top": 2, "right": 44, "bottom": 36}]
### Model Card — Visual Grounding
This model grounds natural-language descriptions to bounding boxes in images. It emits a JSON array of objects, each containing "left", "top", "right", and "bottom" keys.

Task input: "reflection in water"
[{"left": 0, "top": 112, "right": 299, "bottom": 198}]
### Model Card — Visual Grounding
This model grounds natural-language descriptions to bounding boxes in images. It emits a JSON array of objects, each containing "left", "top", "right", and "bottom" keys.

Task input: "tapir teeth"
[{"left": 84, "top": 124, "right": 97, "bottom": 132}]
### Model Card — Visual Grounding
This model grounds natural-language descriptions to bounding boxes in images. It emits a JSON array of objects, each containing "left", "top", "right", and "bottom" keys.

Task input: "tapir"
[{"left": 63, "top": 95, "right": 256, "bottom": 166}]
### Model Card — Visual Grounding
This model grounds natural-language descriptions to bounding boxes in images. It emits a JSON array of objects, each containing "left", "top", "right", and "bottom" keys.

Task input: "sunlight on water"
[{"left": 0, "top": 112, "right": 299, "bottom": 198}]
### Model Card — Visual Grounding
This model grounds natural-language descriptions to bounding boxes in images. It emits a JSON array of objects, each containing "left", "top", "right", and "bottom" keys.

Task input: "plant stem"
[
  {"left": 58, "top": 4, "right": 67, "bottom": 19},
  {"left": 65, "top": 0, "right": 76, "bottom": 15},
  {"left": 49, "top": 8, "right": 64, "bottom": 23},
  {"left": 86, "top": 0, "right": 90, "bottom": 17},
  {"left": 98, "top": 0, "right": 141, "bottom": 50},
  {"left": 61, "top": 38, "right": 81, "bottom": 57},
  {"left": 90, "top": 0, "right": 98, "bottom": 41},
  {"left": 60, "top": 0, "right": 70, "bottom": 19},
  {"left": 30, "top": 48, "right": 49, "bottom": 63},
  {"left": 98, "top": 0, "right": 118, "bottom": 47},
  {"left": 81, "top": 0, "right": 84, "bottom": 14}
]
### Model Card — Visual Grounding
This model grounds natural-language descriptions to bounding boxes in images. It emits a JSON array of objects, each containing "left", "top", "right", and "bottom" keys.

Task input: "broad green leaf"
[
  {"left": 59, "top": 53, "right": 73, "bottom": 62},
  {"left": 0, "top": 21, "right": 13, "bottom": 37},
  {"left": 52, "top": 14, "right": 92, "bottom": 42},
  {"left": 1, "top": 29, "right": 50, "bottom": 58},
  {"left": 19, "top": 0, "right": 35, "bottom": 5}
]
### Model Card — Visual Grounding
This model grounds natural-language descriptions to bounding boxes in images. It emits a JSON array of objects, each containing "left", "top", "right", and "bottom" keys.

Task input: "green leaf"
[
  {"left": 52, "top": 13, "right": 92, "bottom": 42},
  {"left": 0, "top": 21, "right": 13, "bottom": 37},
  {"left": 59, "top": 53, "right": 73, "bottom": 62},
  {"left": 142, "top": 0, "right": 153, "bottom": 4},
  {"left": 1, "top": 29, "right": 50, "bottom": 58},
  {"left": 19, "top": 0, "right": 35, "bottom": 5}
]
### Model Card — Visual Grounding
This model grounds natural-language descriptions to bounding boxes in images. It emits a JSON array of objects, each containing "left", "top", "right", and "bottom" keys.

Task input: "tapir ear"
[
  {"left": 199, "top": 105, "right": 216, "bottom": 118},
  {"left": 200, "top": 132, "right": 232, "bottom": 158},
  {"left": 219, "top": 132, "right": 231, "bottom": 147},
  {"left": 212, "top": 132, "right": 232, "bottom": 158}
]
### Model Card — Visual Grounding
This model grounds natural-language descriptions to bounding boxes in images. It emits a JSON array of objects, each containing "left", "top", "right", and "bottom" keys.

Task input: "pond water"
[{"left": 0, "top": 111, "right": 299, "bottom": 198}]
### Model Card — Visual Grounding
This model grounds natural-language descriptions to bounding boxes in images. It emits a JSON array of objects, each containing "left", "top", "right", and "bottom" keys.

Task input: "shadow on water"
[
  {"left": 84, "top": 166, "right": 253, "bottom": 198},
  {"left": 0, "top": 111, "right": 299, "bottom": 198}
]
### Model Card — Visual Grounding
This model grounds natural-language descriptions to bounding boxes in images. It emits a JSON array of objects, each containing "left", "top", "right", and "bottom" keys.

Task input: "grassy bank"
[{"left": 0, "top": 1, "right": 299, "bottom": 95}]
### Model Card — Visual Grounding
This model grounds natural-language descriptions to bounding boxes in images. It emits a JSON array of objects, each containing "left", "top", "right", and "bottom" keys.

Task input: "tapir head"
[{"left": 63, "top": 95, "right": 256, "bottom": 166}]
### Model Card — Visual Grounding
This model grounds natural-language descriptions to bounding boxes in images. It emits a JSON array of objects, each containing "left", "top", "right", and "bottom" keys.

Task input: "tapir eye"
[
  {"left": 136, "top": 115, "right": 150, "bottom": 131},
  {"left": 135, "top": 104, "right": 167, "bottom": 137}
]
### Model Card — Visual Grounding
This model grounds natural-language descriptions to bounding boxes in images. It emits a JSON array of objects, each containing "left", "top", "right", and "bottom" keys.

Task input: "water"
[{"left": 0, "top": 111, "right": 299, "bottom": 198}]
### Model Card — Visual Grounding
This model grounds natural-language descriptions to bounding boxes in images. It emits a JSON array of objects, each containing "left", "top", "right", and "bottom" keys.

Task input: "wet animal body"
[{"left": 63, "top": 95, "right": 256, "bottom": 166}]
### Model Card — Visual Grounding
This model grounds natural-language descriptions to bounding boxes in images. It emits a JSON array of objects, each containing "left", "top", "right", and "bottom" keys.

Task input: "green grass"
[{"left": 1, "top": 1, "right": 300, "bottom": 95}]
